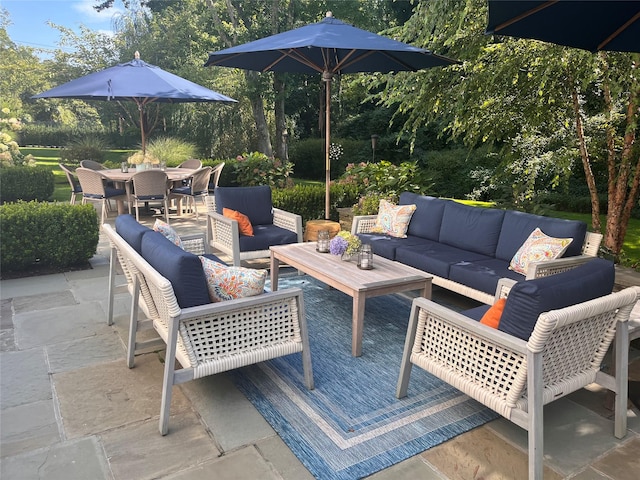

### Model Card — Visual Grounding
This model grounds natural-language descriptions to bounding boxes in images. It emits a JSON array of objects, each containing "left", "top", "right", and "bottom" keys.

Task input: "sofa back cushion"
[
  {"left": 495, "top": 210, "right": 587, "bottom": 262},
  {"left": 498, "top": 258, "right": 615, "bottom": 340},
  {"left": 438, "top": 202, "right": 505, "bottom": 256},
  {"left": 140, "top": 231, "right": 211, "bottom": 309},
  {"left": 400, "top": 192, "right": 448, "bottom": 241},
  {"left": 214, "top": 186, "right": 273, "bottom": 226},
  {"left": 115, "top": 214, "right": 151, "bottom": 253}
]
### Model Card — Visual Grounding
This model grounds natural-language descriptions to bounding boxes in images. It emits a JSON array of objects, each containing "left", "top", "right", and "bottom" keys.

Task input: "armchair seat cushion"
[
  {"left": 396, "top": 241, "right": 492, "bottom": 279},
  {"left": 238, "top": 224, "right": 298, "bottom": 252},
  {"left": 141, "top": 231, "right": 211, "bottom": 308},
  {"left": 115, "top": 214, "right": 151, "bottom": 253}
]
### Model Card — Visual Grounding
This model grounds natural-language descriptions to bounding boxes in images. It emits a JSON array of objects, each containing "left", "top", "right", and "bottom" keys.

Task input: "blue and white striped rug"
[{"left": 230, "top": 275, "right": 498, "bottom": 480}]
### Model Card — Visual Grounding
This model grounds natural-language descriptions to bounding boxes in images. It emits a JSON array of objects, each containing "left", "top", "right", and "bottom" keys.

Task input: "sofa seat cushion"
[
  {"left": 356, "top": 233, "right": 431, "bottom": 260},
  {"left": 238, "top": 224, "right": 298, "bottom": 252},
  {"left": 214, "top": 185, "right": 274, "bottom": 226},
  {"left": 463, "top": 304, "right": 491, "bottom": 322},
  {"left": 399, "top": 193, "right": 449, "bottom": 241},
  {"left": 498, "top": 258, "right": 615, "bottom": 340},
  {"left": 449, "top": 258, "right": 522, "bottom": 296},
  {"left": 439, "top": 202, "right": 505, "bottom": 257},
  {"left": 115, "top": 214, "right": 151, "bottom": 253},
  {"left": 495, "top": 210, "right": 587, "bottom": 261},
  {"left": 396, "top": 241, "right": 492, "bottom": 279},
  {"left": 141, "top": 231, "right": 211, "bottom": 309}
]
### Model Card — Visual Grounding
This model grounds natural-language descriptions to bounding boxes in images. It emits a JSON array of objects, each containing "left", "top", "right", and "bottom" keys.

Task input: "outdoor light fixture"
[
  {"left": 317, "top": 230, "right": 330, "bottom": 253},
  {"left": 283, "top": 129, "right": 289, "bottom": 161},
  {"left": 371, "top": 134, "right": 379, "bottom": 162},
  {"left": 358, "top": 243, "right": 373, "bottom": 269}
]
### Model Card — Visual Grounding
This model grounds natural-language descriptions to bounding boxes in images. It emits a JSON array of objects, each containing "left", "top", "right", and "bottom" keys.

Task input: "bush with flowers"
[
  {"left": 329, "top": 230, "right": 361, "bottom": 257},
  {"left": 234, "top": 151, "right": 293, "bottom": 188},
  {"left": 127, "top": 151, "right": 160, "bottom": 165}
]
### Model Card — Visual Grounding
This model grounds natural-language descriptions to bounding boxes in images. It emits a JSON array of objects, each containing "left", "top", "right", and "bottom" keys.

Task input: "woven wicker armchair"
[
  {"left": 103, "top": 221, "right": 313, "bottom": 435},
  {"left": 397, "top": 283, "right": 638, "bottom": 480}
]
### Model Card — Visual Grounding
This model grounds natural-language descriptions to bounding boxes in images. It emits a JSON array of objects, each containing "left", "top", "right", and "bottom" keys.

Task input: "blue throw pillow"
[
  {"left": 498, "top": 258, "right": 615, "bottom": 340},
  {"left": 214, "top": 186, "right": 274, "bottom": 226}
]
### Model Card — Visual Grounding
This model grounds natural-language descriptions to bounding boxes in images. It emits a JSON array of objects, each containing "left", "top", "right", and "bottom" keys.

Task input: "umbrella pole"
[
  {"left": 324, "top": 72, "right": 332, "bottom": 220},
  {"left": 138, "top": 102, "right": 146, "bottom": 154}
]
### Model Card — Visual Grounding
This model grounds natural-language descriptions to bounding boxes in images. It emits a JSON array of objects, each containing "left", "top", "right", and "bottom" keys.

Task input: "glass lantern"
[
  {"left": 358, "top": 244, "right": 373, "bottom": 269},
  {"left": 317, "top": 230, "right": 330, "bottom": 253}
]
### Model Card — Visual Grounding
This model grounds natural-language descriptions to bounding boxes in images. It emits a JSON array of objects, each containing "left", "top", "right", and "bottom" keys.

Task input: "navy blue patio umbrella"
[
  {"left": 205, "top": 12, "right": 457, "bottom": 219},
  {"left": 34, "top": 52, "right": 237, "bottom": 153},
  {"left": 486, "top": 1, "right": 640, "bottom": 53}
]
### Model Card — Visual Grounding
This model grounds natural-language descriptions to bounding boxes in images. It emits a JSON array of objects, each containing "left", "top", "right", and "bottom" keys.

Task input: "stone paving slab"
[
  {"left": 591, "top": 437, "right": 640, "bottom": 480},
  {"left": 67, "top": 275, "right": 110, "bottom": 303},
  {"left": 12, "top": 290, "right": 77, "bottom": 314},
  {"left": 0, "top": 436, "right": 111, "bottom": 480},
  {"left": 0, "top": 399, "right": 61, "bottom": 458},
  {"left": 100, "top": 412, "right": 219, "bottom": 480},
  {"left": 46, "top": 331, "right": 125, "bottom": 373},
  {"left": 0, "top": 348, "right": 51, "bottom": 409},
  {"left": 0, "top": 273, "right": 69, "bottom": 299},
  {"left": 14, "top": 301, "right": 110, "bottom": 349},
  {"left": 53, "top": 354, "right": 190, "bottom": 439},
  {"left": 254, "top": 436, "right": 316, "bottom": 480}
]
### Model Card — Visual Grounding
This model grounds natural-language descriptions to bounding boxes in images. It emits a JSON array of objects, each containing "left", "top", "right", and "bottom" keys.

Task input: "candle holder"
[
  {"left": 120, "top": 162, "right": 129, "bottom": 173},
  {"left": 317, "top": 230, "right": 330, "bottom": 253},
  {"left": 357, "top": 244, "right": 373, "bottom": 270}
]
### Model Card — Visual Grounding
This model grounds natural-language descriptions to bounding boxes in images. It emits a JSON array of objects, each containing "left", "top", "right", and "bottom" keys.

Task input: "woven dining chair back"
[
  {"left": 177, "top": 158, "right": 202, "bottom": 169},
  {"left": 76, "top": 167, "right": 128, "bottom": 224},
  {"left": 131, "top": 169, "right": 170, "bottom": 223},
  {"left": 209, "top": 162, "right": 225, "bottom": 191},
  {"left": 80, "top": 159, "right": 106, "bottom": 170},
  {"left": 170, "top": 166, "right": 212, "bottom": 220},
  {"left": 59, "top": 163, "right": 82, "bottom": 204}
]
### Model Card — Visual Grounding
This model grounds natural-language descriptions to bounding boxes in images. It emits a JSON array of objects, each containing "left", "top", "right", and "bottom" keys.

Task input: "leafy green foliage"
[
  {"left": 0, "top": 201, "right": 98, "bottom": 273},
  {"left": 272, "top": 183, "right": 360, "bottom": 223},
  {"left": 0, "top": 167, "right": 54, "bottom": 203},
  {"left": 145, "top": 137, "right": 199, "bottom": 166},
  {"left": 60, "top": 135, "right": 107, "bottom": 163},
  {"left": 338, "top": 160, "right": 431, "bottom": 198},
  {"left": 233, "top": 152, "right": 294, "bottom": 188}
]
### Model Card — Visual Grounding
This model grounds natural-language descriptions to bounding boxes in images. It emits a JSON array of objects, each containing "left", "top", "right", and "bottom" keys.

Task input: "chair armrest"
[
  {"left": 273, "top": 208, "right": 303, "bottom": 242},
  {"left": 180, "top": 233, "right": 208, "bottom": 255},
  {"left": 525, "top": 255, "right": 594, "bottom": 280},
  {"left": 351, "top": 215, "right": 378, "bottom": 234},
  {"left": 582, "top": 231, "right": 603, "bottom": 257},
  {"left": 495, "top": 277, "right": 518, "bottom": 300},
  {"left": 206, "top": 211, "right": 240, "bottom": 259}
]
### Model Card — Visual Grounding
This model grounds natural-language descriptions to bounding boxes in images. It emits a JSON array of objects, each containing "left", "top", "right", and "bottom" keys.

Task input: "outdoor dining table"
[{"left": 101, "top": 167, "right": 195, "bottom": 215}]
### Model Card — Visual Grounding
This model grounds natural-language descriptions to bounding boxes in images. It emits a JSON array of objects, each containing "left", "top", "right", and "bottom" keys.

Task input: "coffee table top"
[{"left": 270, "top": 242, "right": 431, "bottom": 292}]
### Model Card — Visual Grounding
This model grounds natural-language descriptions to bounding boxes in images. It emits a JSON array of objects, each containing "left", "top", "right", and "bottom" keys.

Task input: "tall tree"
[{"left": 378, "top": 0, "right": 639, "bottom": 257}]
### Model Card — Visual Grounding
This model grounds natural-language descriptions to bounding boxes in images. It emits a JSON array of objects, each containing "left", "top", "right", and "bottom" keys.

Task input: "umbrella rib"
[
  {"left": 598, "top": 11, "right": 640, "bottom": 51},
  {"left": 493, "top": 0, "right": 558, "bottom": 33},
  {"left": 264, "top": 49, "right": 324, "bottom": 73}
]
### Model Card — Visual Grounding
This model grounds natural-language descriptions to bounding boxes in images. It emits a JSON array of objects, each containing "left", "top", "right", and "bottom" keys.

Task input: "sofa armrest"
[
  {"left": 206, "top": 211, "right": 241, "bottom": 261},
  {"left": 582, "top": 231, "right": 603, "bottom": 257},
  {"left": 273, "top": 208, "right": 303, "bottom": 242},
  {"left": 351, "top": 215, "right": 378, "bottom": 234},
  {"left": 525, "top": 255, "right": 594, "bottom": 280}
]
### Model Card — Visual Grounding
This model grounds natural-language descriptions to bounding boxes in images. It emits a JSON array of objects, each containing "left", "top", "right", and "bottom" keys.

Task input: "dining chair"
[
  {"left": 130, "top": 169, "right": 170, "bottom": 223},
  {"left": 169, "top": 166, "right": 212, "bottom": 220},
  {"left": 80, "top": 159, "right": 107, "bottom": 170},
  {"left": 59, "top": 163, "right": 82, "bottom": 205},
  {"left": 76, "top": 167, "right": 129, "bottom": 224},
  {"left": 177, "top": 158, "right": 202, "bottom": 170},
  {"left": 208, "top": 162, "right": 225, "bottom": 191}
]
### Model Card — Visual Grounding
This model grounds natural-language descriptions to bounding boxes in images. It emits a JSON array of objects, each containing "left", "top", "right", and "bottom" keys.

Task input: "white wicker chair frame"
[
  {"left": 206, "top": 195, "right": 303, "bottom": 267},
  {"left": 352, "top": 214, "right": 604, "bottom": 305},
  {"left": 59, "top": 163, "right": 82, "bottom": 205},
  {"left": 104, "top": 223, "right": 314, "bottom": 435},
  {"left": 76, "top": 167, "right": 129, "bottom": 225},
  {"left": 209, "top": 162, "right": 224, "bottom": 190},
  {"left": 397, "top": 286, "right": 639, "bottom": 480},
  {"left": 170, "top": 166, "right": 212, "bottom": 220},
  {"left": 80, "top": 159, "right": 106, "bottom": 170},
  {"left": 130, "top": 170, "right": 171, "bottom": 223},
  {"left": 177, "top": 158, "right": 203, "bottom": 170}
]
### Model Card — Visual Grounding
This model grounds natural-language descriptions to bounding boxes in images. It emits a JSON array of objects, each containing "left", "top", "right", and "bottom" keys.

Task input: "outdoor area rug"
[{"left": 230, "top": 275, "right": 499, "bottom": 480}]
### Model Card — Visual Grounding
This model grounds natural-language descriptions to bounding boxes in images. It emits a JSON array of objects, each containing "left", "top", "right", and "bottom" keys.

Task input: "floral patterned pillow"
[
  {"left": 370, "top": 199, "right": 417, "bottom": 238},
  {"left": 509, "top": 227, "right": 573, "bottom": 275},
  {"left": 153, "top": 219, "right": 184, "bottom": 249},
  {"left": 199, "top": 256, "right": 267, "bottom": 302}
]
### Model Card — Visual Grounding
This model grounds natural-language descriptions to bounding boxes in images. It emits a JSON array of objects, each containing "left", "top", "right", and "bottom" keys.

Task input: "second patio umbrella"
[
  {"left": 205, "top": 12, "right": 457, "bottom": 219},
  {"left": 34, "top": 52, "right": 237, "bottom": 153}
]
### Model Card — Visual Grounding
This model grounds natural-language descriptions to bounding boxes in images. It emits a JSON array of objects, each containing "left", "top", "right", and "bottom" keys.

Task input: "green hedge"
[
  {"left": 273, "top": 183, "right": 360, "bottom": 223},
  {"left": 0, "top": 167, "right": 54, "bottom": 203},
  {"left": 0, "top": 202, "right": 99, "bottom": 273}
]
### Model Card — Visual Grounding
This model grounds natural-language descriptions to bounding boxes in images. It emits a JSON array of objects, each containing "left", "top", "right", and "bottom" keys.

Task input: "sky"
[{"left": 3, "top": 0, "right": 126, "bottom": 55}]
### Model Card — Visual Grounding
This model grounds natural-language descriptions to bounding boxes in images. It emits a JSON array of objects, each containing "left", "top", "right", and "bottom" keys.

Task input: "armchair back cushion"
[
  {"left": 498, "top": 258, "right": 615, "bottom": 340},
  {"left": 439, "top": 201, "right": 505, "bottom": 256},
  {"left": 140, "top": 231, "right": 211, "bottom": 308},
  {"left": 214, "top": 186, "right": 274, "bottom": 226},
  {"left": 115, "top": 214, "right": 151, "bottom": 253},
  {"left": 400, "top": 193, "right": 448, "bottom": 241},
  {"left": 495, "top": 210, "right": 587, "bottom": 262}
]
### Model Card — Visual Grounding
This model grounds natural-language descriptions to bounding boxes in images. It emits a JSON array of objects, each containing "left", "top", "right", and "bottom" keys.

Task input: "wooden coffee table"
[{"left": 270, "top": 242, "right": 432, "bottom": 357}]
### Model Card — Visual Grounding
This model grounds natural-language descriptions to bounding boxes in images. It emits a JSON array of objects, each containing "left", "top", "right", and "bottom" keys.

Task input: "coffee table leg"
[
  {"left": 422, "top": 280, "right": 432, "bottom": 300},
  {"left": 270, "top": 254, "right": 280, "bottom": 291},
  {"left": 352, "top": 293, "right": 366, "bottom": 357}
]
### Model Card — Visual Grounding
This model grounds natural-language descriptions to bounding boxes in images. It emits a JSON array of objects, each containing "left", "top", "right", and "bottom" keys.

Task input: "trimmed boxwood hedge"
[
  {"left": 0, "top": 167, "right": 54, "bottom": 203},
  {"left": 0, "top": 201, "right": 99, "bottom": 274}
]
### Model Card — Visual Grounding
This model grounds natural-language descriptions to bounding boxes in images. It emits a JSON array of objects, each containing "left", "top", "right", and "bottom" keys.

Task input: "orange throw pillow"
[
  {"left": 480, "top": 298, "right": 506, "bottom": 329},
  {"left": 223, "top": 208, "right": 254, "bottom": 236}
]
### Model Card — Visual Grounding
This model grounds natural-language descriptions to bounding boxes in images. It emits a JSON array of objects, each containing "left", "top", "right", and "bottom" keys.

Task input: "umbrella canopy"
[
  {"left": 33, "top": 52, "right": 237, "bottom": 152},
  {"left": 205, "top": 12, "right": 457, "bottom": 219},
  {"left": 486, "top": 1, "right": 640, "bottom": 53}
]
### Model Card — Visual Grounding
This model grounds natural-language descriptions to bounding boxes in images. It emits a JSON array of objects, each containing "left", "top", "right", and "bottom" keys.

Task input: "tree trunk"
[
  {"left": 274, "top": 73, "right": 286, "bottom": 159},
  {"left": 245, "top": 71, "right": 273, "bottom": 156},
  {"left": 568, "top": 72, "right": 601, "bottom": 233}
]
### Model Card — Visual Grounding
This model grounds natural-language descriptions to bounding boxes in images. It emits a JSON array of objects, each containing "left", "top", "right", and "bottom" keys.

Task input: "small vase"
[
  {"left": 136, "top": 164, "right": 145, "bottom": 172},
  {"left": 341, "top": 252, "right": 354, "bottom": 261}
]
